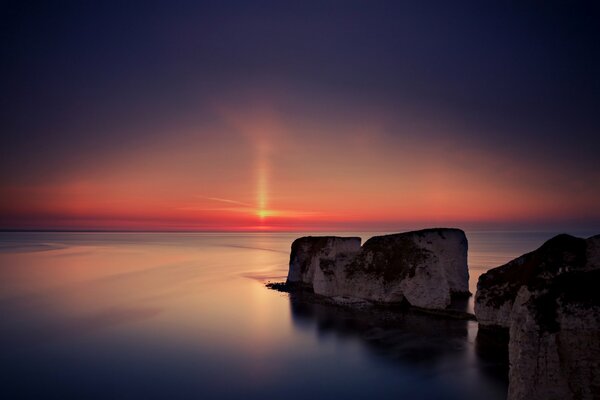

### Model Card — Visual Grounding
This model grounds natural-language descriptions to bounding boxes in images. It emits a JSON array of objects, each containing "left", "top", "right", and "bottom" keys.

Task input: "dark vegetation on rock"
[
  {"left": 476, "top": 235, "right": 586, "bottom": 308},
  {"left": 290, "top": 236, "right": 360, "bottom": 275},
  {"left": 530, "top": 268, "right": 600, "bottom": 333},
  {"left": 476, "top": 233, "right": 597, "bottom": 331},
  {"left": 346, "top": 234, "right": 433, "bottom": 282}
]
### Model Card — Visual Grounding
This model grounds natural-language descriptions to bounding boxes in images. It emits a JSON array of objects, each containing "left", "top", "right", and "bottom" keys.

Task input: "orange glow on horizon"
[{"left": 1, "top": 102, "right": 598, "bottom": 231}]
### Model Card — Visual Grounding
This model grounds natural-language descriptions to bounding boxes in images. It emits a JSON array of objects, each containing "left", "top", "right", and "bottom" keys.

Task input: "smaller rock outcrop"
[
  {"left": 475, "top": 234, "right": 600, "bottom": 400},
  {"left": 286, "top": 228, "right": 469, "bottom": 310},
  {"left": 287, "top": 236, "right": 361, "bottom": 287}
]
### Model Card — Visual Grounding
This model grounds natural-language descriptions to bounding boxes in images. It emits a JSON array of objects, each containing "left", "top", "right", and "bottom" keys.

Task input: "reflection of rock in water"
[
  {"left": 288, "top": 291, "right": 508, "bottom": 388},
  {"left": 475, "top": 327, "right": 510, "bottom": 383}
]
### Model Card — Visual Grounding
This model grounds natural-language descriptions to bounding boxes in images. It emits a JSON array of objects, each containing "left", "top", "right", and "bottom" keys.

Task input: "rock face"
[
  {"left": 475, "top": 234, "right": 599, "bottom": 328},
  {"left": 287, "top": 236, "right": 362, "bottom": 286},
  {"left": 475, "top": 234, "right": 600, "bottom": 400},
  {"left": 286, "top": 228, "right": 469, "bottom": 310}
]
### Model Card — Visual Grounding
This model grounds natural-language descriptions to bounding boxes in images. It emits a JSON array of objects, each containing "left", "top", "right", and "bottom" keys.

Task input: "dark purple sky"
[{"left": 1, "top": 1, "right": 599, "bottom": 230}]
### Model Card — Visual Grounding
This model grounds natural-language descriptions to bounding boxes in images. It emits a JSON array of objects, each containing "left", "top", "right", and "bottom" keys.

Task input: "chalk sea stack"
[
  {"left": 286, "top": 228, "right": 469, "bottom": 310},
  {"left": 475, "top": 234, "right": 600, "bottom": 400}
]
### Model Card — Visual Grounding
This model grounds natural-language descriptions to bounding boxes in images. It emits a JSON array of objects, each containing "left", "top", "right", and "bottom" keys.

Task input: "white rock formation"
[
  {"left": 475, "top": 233, "right": 600, "bottom": 400},
  {"left": 286, "top": 228, "right": 469, "bottom": 310},
  {"left": 508, "top": 277, "right": 600, "bottom": 400},
  {"left": 286, "top": 236, "right": 362, "bottom": 286}
]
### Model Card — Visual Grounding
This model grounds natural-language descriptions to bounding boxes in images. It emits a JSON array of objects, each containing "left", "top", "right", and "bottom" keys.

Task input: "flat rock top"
[
  {"left": 293, "top": 228, "right": 466, "bottom": 248},
  {"left": 292, "top": 235, "right": 362, "bottom": 241},
  {"left": 364, "top": 228, "right": 465, "bottom": 243},
  {"left": 290, "top": 236, "right": 362, "bottom": 249},
  {"left": 290, "top": 236, "right": 361, "bottom": 257}
]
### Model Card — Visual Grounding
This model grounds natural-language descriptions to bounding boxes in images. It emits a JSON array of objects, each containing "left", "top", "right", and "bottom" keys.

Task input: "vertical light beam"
[{"left": 256, "top": 141, "right": 269, "bottom": 223}]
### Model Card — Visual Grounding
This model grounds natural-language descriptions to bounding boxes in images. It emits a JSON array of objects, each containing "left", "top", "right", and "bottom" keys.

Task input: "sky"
[{"left": 1, "top": 1, "right": 599, "bottom": 231}]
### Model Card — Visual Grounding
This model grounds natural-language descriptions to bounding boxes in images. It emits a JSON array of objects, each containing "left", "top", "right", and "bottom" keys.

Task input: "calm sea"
[{"left": 0, "top": 230, "right": 595, "bottom": 399}]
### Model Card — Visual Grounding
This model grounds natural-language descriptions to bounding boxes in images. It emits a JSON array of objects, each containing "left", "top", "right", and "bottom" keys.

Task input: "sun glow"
[{"left": 257, "top": 209, "right": 268, "bottom": 220}]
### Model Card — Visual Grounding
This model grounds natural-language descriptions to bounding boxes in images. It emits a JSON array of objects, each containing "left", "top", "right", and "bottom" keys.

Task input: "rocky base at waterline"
[
  {"left": 475, "top": 234, "right": 600, "bottom": 400},
  {"left": 266, "top": 281, "right": 475, "bottom": 320},
  {"left": 283, "top": 228, "right": 470, "bottom": 311}
]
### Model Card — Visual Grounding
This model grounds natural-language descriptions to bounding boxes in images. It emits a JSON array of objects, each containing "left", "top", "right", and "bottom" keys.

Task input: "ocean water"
[{"left": 0, "top": 230, "right": 594, "bottom": 399}]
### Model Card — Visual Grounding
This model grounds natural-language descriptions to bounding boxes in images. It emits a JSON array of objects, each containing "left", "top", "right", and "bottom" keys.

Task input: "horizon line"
[{"left": 1, "top": 227, "right": 598, "bottom": 234}]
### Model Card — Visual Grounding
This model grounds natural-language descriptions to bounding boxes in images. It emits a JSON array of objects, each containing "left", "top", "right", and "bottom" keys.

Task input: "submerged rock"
[
  {"left": 285, "top": 228, "right": 469, "bottom": 310},
  {"left": 475, "top": 234, "right": 600, "bottom": 400}
]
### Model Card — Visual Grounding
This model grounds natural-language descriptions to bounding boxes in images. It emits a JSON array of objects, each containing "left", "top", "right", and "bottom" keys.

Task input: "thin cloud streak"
[{"left": 199, "top": 196, "right": 255, "bottom": 208}]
